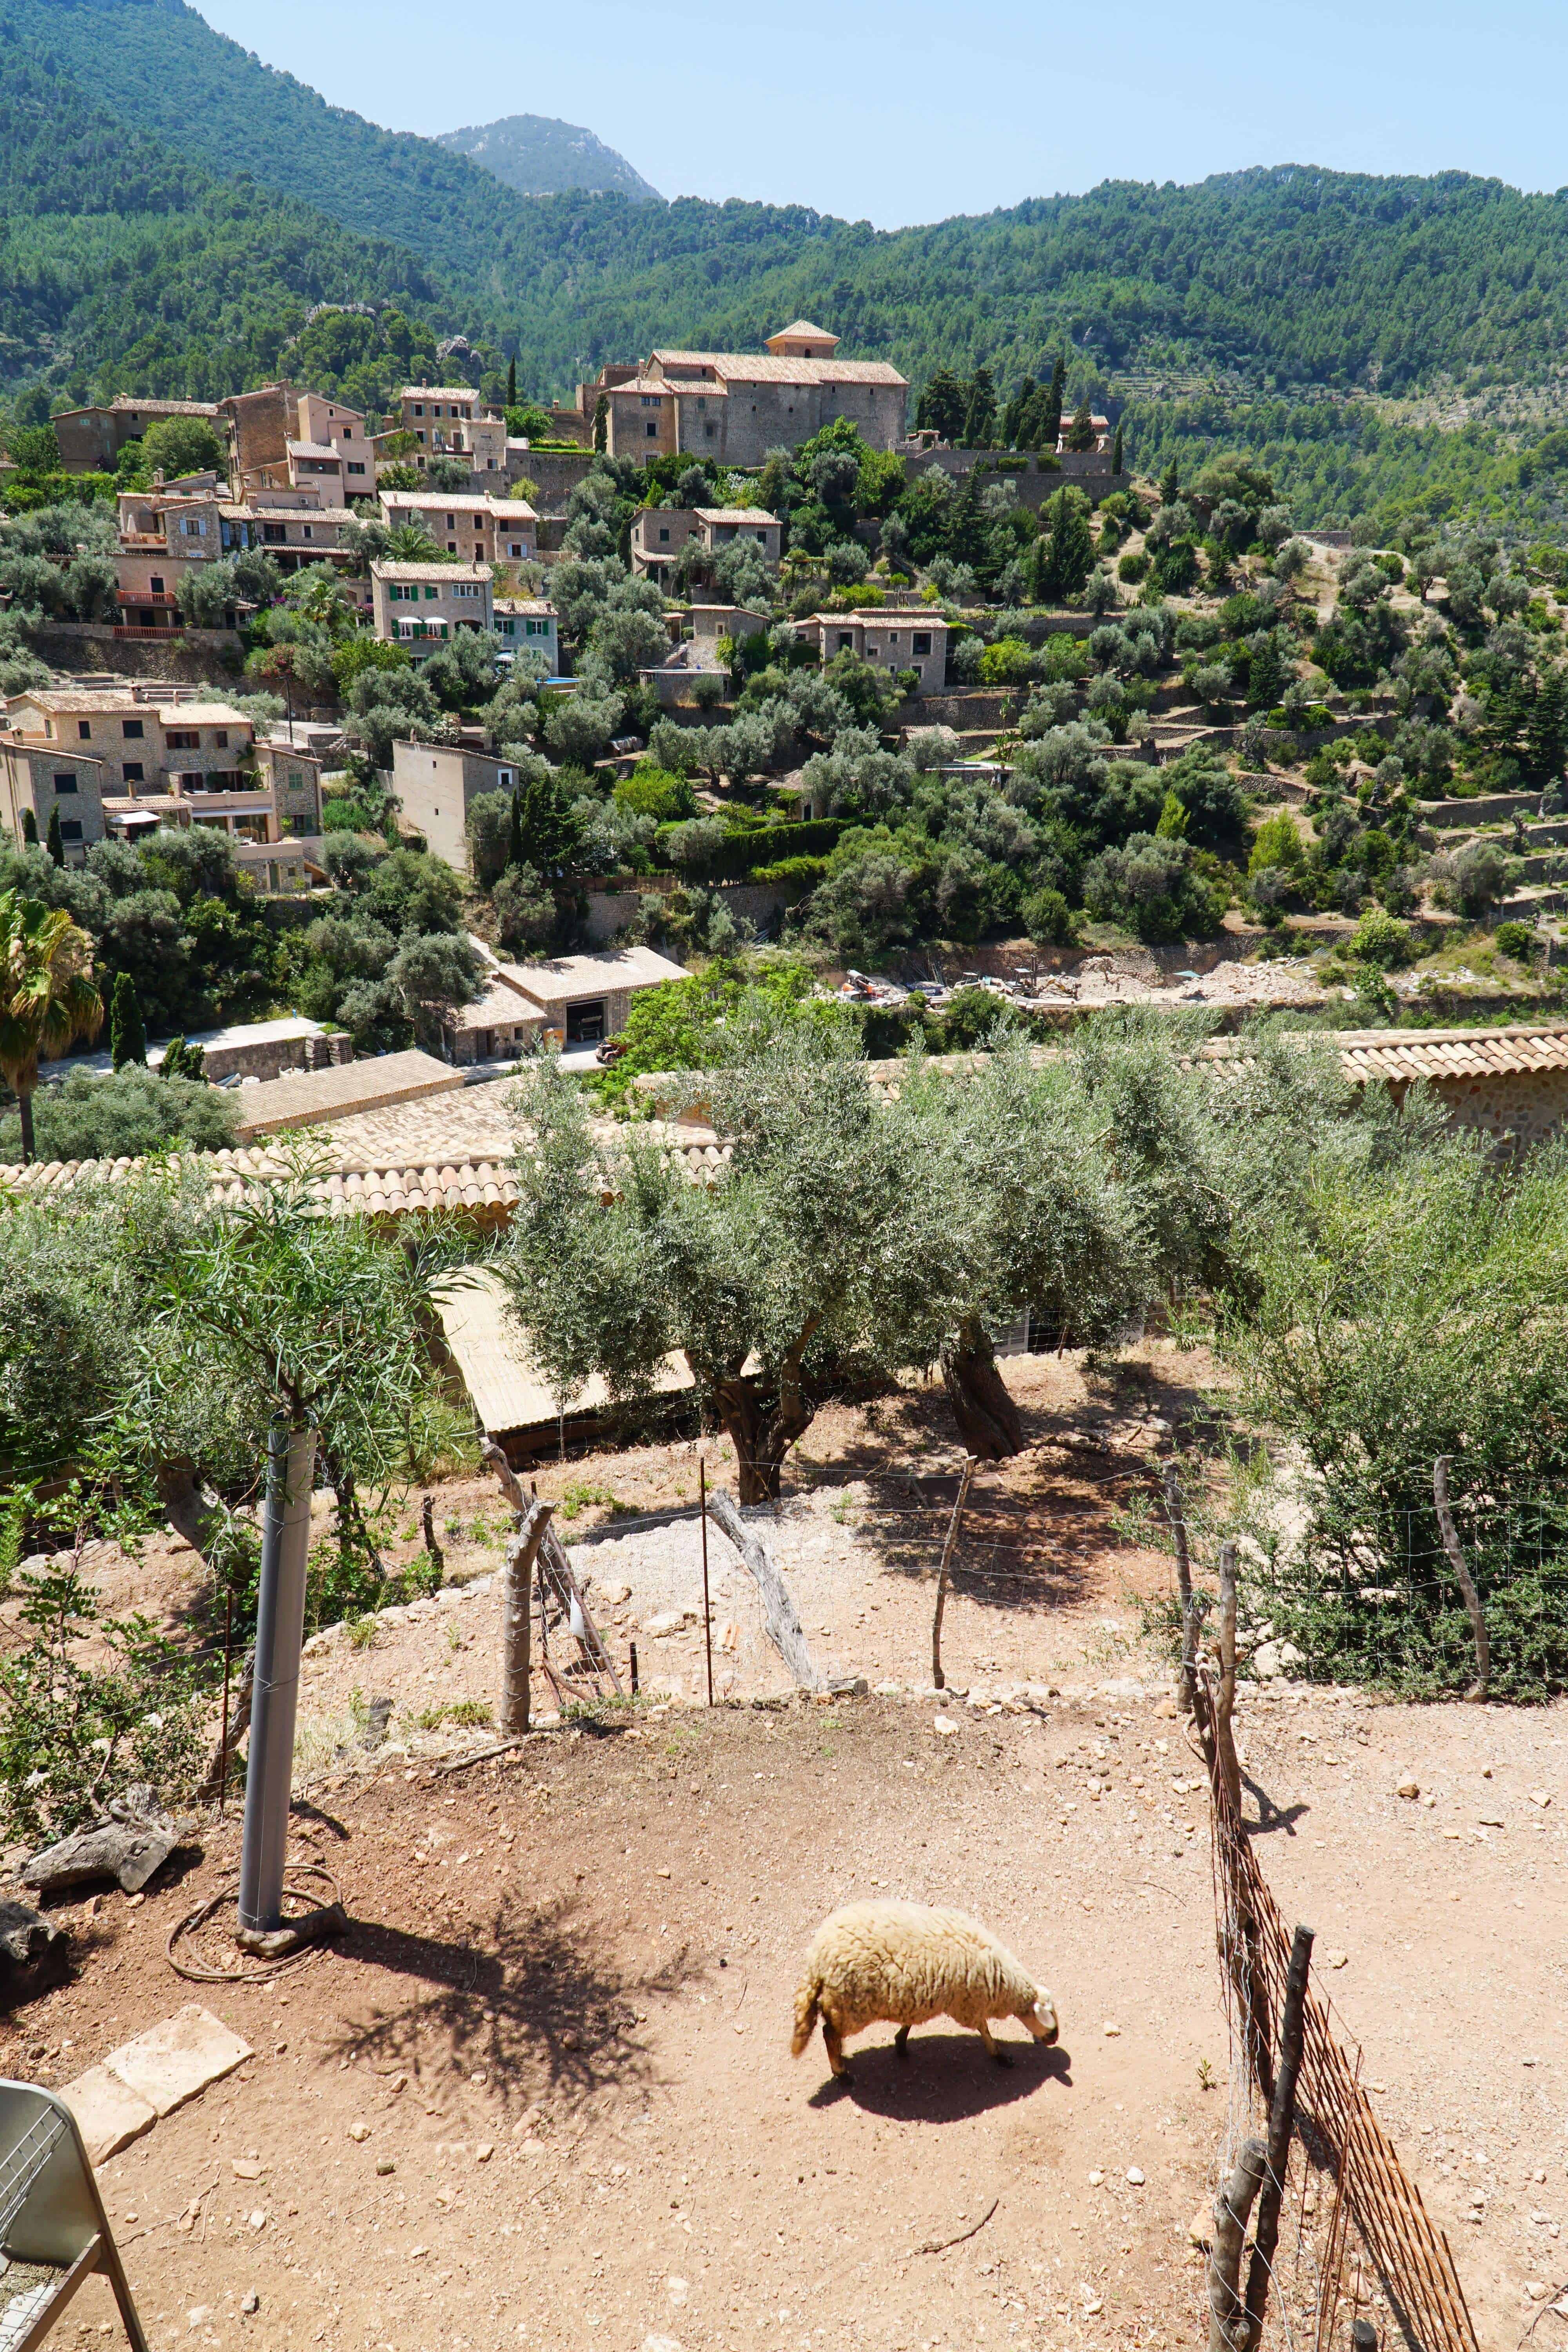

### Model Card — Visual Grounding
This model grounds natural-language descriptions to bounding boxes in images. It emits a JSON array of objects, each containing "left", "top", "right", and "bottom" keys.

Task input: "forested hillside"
[
  {"left": 0, "top": 33, "right": 456, "bottom": 399},
  {"left": 13, "top": 0, "right": 1568, "bottom": 528}
]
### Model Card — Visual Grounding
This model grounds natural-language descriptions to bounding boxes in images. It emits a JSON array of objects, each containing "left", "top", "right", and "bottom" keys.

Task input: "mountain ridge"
[{"left": 437, "top": 113, "right": 659, "bottom": 204}]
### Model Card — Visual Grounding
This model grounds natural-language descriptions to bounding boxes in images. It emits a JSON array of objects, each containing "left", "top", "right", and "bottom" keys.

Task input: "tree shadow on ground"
[
  {"left": 325, "top": 1889, "right": 699, "bottom": 2113},
  {"left": 805, "top": 2030, "right": 1073, "bottom": 2120},
  {"left": 770, "top": 1357, "right": 1228, "bottom": 1620}
]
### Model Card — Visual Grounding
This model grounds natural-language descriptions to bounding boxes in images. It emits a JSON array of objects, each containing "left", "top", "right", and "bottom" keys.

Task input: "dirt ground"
[{"left": 5, "top": 1346, "right": 1567, "bottom": 2352}]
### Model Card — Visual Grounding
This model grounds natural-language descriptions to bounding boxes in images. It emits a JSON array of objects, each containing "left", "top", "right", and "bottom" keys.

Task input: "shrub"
[
  {"left": 1248, "top": 812, "right": 1304, "bottom": 878},
  {"left": 615, "top": 765, "right": 698, "bottom": 823},
  {"left": 1021, "top": 883, "right": 1078, "bottom": 946},
  {"left": 1495, "top": 919, "right": 1539, "bottom": 961},
  {"left": 1348, "top": 908, "right": 1416, "bottom": 970},
  {"left": 0, "top": 1067, "right": 238, "bottom": 1164}
]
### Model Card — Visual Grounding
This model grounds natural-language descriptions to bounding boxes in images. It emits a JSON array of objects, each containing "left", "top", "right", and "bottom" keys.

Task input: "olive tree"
[{"left": 501, "top": 1037, "right": 967, "bottom": 1501}]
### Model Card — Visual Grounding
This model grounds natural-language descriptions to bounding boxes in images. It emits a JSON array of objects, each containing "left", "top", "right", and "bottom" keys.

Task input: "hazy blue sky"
[{"left": 199, "top": 0, "right": 1568, "bottom": 229}]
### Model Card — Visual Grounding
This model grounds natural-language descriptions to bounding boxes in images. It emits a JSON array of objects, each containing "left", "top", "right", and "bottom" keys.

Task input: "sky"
[{"left": 198, "top": 0, "right": 1568, "bottom": 230}]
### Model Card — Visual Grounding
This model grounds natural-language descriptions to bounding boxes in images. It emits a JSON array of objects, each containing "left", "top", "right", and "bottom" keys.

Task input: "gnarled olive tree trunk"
[
  {"left": 940, "top": 1314, "right": 1023, "bottom": 1460},
  {"left": 708, "top": 1372, "right": 816, "bottom": 1505}
]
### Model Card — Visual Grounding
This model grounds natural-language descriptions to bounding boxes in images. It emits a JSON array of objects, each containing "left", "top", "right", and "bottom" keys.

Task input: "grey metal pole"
[{"left": 238, "top": 1417, "right": 316, "bottom": 1933}]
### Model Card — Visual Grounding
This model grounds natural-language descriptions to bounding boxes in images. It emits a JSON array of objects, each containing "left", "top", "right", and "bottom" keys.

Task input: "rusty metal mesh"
[{"left": 1208, "top": 1755, "right": 1478, "bottom": 2352}]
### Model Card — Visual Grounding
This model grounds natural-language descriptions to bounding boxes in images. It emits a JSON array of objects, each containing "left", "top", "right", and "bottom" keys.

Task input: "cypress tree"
[
  {"left": 1111, "top": 422, "right": 1124, "bottom": 474},
  {"left": 1003, "top": 376, "right": 1035, "bottom": 450},
  {"left": 1160, "top": 456, "right": 1181, "bottom": 506},
  {"left": 46, "top": 805, "right": 64, "bottom": 866},
  {"left": 507, "top": 786, "right": 525, "bottom": 870},
  {"left": 1041, "top": 353, "right": 1066, "bottom": 453},
  {"left": 109, "top": 972, "right": 147, "bottom": 1069},
  {"left": 506, "top": 354, "right": 517, "bottom": 407},
  {"left": 21, "top": 808, "right": 37, "bottom": 844},
  {"left": 1064, "top": 398, "right": 1097, "bottom": 453}
]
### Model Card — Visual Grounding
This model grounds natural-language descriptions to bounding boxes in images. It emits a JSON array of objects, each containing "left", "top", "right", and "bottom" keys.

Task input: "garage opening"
[{"left": 565, "top": 998, "right": 606, "bottom": 1044}]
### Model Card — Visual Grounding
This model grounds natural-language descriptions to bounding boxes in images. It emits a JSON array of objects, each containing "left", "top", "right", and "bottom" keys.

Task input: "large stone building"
[{"left": 588, "top": 323, "right": 908, "bottom": 468}]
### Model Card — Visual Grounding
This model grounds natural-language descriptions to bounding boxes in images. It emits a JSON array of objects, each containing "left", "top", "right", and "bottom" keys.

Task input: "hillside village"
[{"left": 4, "top": 138, "right": 1568, "bottom": 2352}]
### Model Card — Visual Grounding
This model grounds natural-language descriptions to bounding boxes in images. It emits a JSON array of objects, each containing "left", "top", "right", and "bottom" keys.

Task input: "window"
[
  {"left": 122, "top": 761, "right": 144, "bottom": 784},
  {"left": 347, "top": 461, "right": 366, "bottom": 475},
  {"left": 498, "top": 770, "right": 513, "bottom": 789},
  {"left": 525, "top": 618, "right": 550, "bottom": 638},
  {"left": 165, "top": 730, "right": 200, "bottom": 750},
  {"left": 263, "top": 524, "right": 286, "bottom": 544},
  {"left": 837, "top": 632, "right": 854, "bottom": 651},
  {"left": 214, "top": 730, "right": 229, "bottom": 748},
  {"left": 451, "top": 583, "right": 479, "bottom": 600},
  {"left": 508, "top": 541, "right": 523, "bottom": 558},
  {"left": 565, "top": 998, "right": 606, "bottom": 1044},
  {"left": 446, "top": 515, "right": 456, "bottom": 530},
  {"left": 413, "top": 403, "right": 425, "bottom": 417},
  {"left": 646, "top": 422, "right": 658, "bottom": 439},
  {"left": 424, "top": 586, "right": 439, "bottom": 602},
  {"left": 658, "top": 527, "right": 670, "bottom": 544},
  {"left": 181, "top": 516, "right": 205, "bottom": 537},
  {"left": 696, "top": 396, "right": 706, "bottom": 412},
  {"left": 498, "top": 617, "right": 514, "bottom": 637},
  {"left": 447, "top": 542, "right": 457, "bottom": 555},
  {"left": 705, "top": 423, "right": 717, "bottom": 440},
  {"left": 58, "top": 819, "right": 82, "bottom": 843},
  {"left": 475, "top": 544, "right": 484, "bottom": 559},
  {"left": 343, "top": 427, "right": 354, "bottom": 440},
  {"left": 150, "top": 576, "right": 165, "bottom": 593},
  {"left": 52, "top": 772, "right": 78, "bottom": 794},
  {"left": 302, "top": 526, "right": 313, "bottom": 541},
  {"left": 912, "top": 633, "right": 931, "bottom": 656},
  {"left": 122, "top": 719, "right": 143, "bottom": 739},
  {"left": 77, "top": 720, "right": 91, "bottom": 741},
  {"left": 640, "top": 395, "right": 661, "bottom": 408}
]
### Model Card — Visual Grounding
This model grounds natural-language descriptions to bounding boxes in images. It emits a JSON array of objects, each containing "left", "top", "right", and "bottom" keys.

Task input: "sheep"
[{"left": 791, "top": 1900, "right": 1058, "bottom": 2083}]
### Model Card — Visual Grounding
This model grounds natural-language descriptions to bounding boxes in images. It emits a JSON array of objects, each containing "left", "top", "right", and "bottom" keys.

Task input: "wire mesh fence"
[{"left": 1207, "top": 1718, "right": 1479, "bottom": 2352}]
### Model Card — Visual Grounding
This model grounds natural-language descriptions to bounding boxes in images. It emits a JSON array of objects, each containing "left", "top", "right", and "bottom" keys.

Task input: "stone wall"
[
  {"left": 1427, "top": 1071, "right": 1568, "bottom": 1150},
  {"left": 32, "top": 624, "right": 243, "bottom": 686}
]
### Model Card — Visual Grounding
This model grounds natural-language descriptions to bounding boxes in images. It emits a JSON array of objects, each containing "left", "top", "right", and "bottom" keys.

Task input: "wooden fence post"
[
  {"left": 1208, "top": 2137, "right": 1267, "bottom": 2352},
  {"left": 501, "top": 1497, "right": 554, "bottom": 1737},
  {"left": 931, "top": 1457, "right": 975, "bottom": 1692},
  {"left": 1245, "top": 1922, "right": 1315, "bottom": 2336},
  {"left": 1433, "top": 1455, "right": 1489, "bottom": 1701},
  {"left": 1162, "top": 1460, "right": 1201, "bottom": 1716}
]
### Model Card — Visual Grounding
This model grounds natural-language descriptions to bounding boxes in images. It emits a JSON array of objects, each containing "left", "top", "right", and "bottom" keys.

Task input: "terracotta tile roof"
[
  {"left": 370, "top": 559, "right": 492, "bottom": 583},
  {"left": 1202, "top": 1023, "right": 1568, "bottom": 1085},
  {"left": 0, "top": 1150, "right": 522, "bottom": 1221},
  {"left": 110, "top": 397, "right": 220, "bottom": 417},
  {"left": 651, "top": 350, "right": 907, "bottom": 388},
  {"left": 401, "top": 387, "right": 485, "bottom": 404},
  {"left": 695, "top": 508, "right": 781, "bottom": 528}
]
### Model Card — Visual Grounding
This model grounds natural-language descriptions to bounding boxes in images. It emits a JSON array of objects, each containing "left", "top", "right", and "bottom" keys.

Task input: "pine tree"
[
  {"left": 916, "top": 368, "right": 967, "bottom": 442},
  {"left": 45, "top": 806, "right": 64, "bottom": 866},
  {"left": 1111, "top": 422, "right": 1124, "bottom": 475},
  {"left": 506, "top": 354, "right": 517, "bottom": 408},
  {"left": 109, "top": 972, "right": 147, "bottom": 1069}
]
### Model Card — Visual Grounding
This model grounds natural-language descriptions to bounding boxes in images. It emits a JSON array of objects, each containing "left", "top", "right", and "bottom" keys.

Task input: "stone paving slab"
[
  {"left": 104, "top": 2004, "right": 252, "bottom": 2118},
  {"left": 58, "top": 2065, "right": 156, "bottom": 2166}
]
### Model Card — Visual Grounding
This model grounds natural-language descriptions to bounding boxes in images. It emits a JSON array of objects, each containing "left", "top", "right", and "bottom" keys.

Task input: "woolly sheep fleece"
[{"left": 791, "top": 1900, "right": 1058, "bottom": 2076}]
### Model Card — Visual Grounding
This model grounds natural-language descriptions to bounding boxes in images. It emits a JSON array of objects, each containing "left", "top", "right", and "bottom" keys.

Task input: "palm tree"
[{"left": 0, "top": 889, "right": 104, "bottom": 1163}]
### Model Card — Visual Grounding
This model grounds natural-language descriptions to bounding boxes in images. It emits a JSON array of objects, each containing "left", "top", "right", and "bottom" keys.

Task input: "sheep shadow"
[{"left": 806, "top": 2031, "right": 1072, "bottom": 2120}]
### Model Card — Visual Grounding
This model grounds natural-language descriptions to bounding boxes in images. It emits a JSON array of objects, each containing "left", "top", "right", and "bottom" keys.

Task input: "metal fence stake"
[{"left": 238, "top": 1417, "right": 316, "bottom": 1935}]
